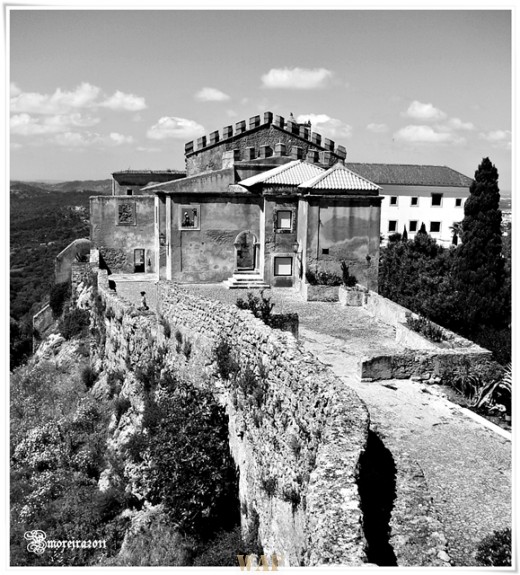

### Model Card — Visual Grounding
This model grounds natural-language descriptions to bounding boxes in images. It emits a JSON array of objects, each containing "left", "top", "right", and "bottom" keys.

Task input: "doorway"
[
  {"left": 134, "top": 249, "right": 145, "bottom": 273},
  {"left": 234, "top": 231, "right": 258, "bottom": 271}
]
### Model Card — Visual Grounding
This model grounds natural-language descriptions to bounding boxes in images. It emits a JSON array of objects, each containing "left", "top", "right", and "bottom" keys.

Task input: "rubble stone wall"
[{"left": 92, "top": 273, "right": 370, "bottom": 566}]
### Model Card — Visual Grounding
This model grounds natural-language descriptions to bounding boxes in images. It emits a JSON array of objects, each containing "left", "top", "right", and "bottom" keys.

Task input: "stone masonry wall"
[{"left": 92, "top": 271, "right": 370, "bottom": 566}]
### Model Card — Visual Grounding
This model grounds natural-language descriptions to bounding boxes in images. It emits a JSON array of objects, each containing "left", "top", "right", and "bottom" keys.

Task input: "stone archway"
[{"left": 234, "top": 230, "right": 259, "bottom": 271}]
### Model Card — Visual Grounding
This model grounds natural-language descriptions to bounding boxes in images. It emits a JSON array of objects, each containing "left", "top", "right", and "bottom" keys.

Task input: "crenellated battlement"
[{"left": 184, "top": 111, "right": 347, "bottom": 165}]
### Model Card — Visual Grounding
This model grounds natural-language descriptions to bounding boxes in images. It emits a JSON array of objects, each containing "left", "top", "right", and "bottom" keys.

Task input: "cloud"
[
  {"left": 147, "top": 116, "right": 205, "bottom": 140},
  {"left": 404, "top": 100, "right": 447, "bottom": 122},
  {"left": 394, "top": 125, "right": 466, "bottom": 145},
  {"left": 479, "top": 130, "right": 511, "bottom": 149},
  {"left": 296, "top": 113, "right": 352, "bottom": 138},
  {"left": 261, "top": 67, "right": 333, "bottom": 89},
  {"left": 446, "top": 117, "right": 475, "bottom": 131},
  {"left": 109, "top": 132, "right": 134, "bottom": 145},
  {"left": 195, "top": 87, "right": 230, "bottom": 102},
  {"left": 10, "top": 113, "right": 99, "bottom": 136},
  {"left": 101, "top": 90, "right": 147, "bottom": 111},
  {"left": 367, "top": 123, "right": 389, "bottom": 133},
  {"left": 11, "top": 83, "right": 146, "bottom": 114}
]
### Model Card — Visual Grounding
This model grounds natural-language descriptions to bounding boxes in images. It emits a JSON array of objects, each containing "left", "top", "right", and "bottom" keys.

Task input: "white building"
[{"left": 346, "top": 163, "right": 473, "bottom": 246}]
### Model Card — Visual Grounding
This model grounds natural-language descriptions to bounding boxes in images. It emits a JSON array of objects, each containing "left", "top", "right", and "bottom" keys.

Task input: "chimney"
[
  {"left": 320, "top": 151, "right": 333, "bottom": 165},
  {"left": 235, "top": 120, "right": 246, "bottom": 135},
  {"left": 185, "top": 141, "right": 194, "bottom": 154},
  {"left": 263, "top": 111, "right": 273, "bottom": 125},
  {"left": 299, "top": 125, "right": 310, "bottom": 140}
]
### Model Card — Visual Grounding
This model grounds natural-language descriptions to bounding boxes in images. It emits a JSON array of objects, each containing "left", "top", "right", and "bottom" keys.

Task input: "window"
[
  {"left": 430, "top": 221, "right": 441, "bottom": 233},
  {"left": 126, "top": 188, "right": 133, "bottom": 196},
  {"left": 388, "top": 220, "right": 397, "bottom": 232},
  {"left": 276, "top": 210, "right": 293, "bottom": 230},
  {"left": 322, "top": 248, "right": 329, "bottom": 255},
  {"left": 411, "top": 197, "right": 418, "bottom": 206},
  {"left": 389, "top": 196, "right": 398, "bottom": 206},
  {"left": 274, "top": 257, "right": 293, "bottom": 276},
  {"left": 409, "top": 221, "right": 418, "bottom": 232},
  {"left": 431, "top": 193, "right": 443, "bottom": 207},
  {"left": 179, "top": 205, "right": 200, "bottom": 230},
  {"left": 455, "top": 198, "right": 462, "bottom": 207}
]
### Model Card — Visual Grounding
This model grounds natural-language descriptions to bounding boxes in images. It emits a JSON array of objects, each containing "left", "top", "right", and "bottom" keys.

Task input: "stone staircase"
[{"left": 223, "top": 271, "right": 270, "bottom": 290}]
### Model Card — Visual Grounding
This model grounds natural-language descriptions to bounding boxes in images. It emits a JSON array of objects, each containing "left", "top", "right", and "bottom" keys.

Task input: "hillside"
[{"left": 9, "top": 181, "right": 107, "bottom": 323}]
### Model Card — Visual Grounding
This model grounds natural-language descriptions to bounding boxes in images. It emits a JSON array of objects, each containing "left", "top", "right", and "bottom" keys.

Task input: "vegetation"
[
  {"left": 379, "top": 158, "right": 511, "bottom": 364},
  {"left": 59, "top": 307, "right": 90, "bottom": 340},
  {"left": 405, "top": 315, "right": 446, "bottom": 343},
  {"left": 236, "top": 290, "right": 275, "bottom": 325},
  {"left": 476, "top": 528, "right": 511, "bottom": 566},
  {"left": 305, "top": 268, "right": 342, "bottom": 286},
  {"left": 341, "top": 261, "right": 358, "bottom": 288}
]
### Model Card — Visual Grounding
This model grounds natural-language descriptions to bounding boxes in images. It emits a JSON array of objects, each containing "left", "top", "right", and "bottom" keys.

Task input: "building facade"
[{"left": 346, "top": 163, "right": 473, "bottom": 246}]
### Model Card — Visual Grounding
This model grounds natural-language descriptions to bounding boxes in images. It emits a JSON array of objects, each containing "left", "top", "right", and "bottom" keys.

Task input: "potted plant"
[{"left": 338, "top": 262, "right": 364, "bottom": 306}]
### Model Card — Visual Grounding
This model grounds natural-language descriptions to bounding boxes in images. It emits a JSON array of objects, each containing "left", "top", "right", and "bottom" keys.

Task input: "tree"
[
  {"left": 452, "top": 158, "right": 507, "bottom": 331},
  {"left": 402, "top": 226, "right": 408, "bottom": 241}
]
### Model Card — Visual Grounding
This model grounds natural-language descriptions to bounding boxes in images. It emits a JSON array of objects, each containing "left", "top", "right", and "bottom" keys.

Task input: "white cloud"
[
  {"left": 109, "top": 132, "right": 134, "bottom": 145},
  {"left": 11, "top": 83, "right": 146, "bottom": 115},
  {"left": 479, "top": 130, "right": 511, "bottom": 149},
  {"left": 367, "top": 123, "right": 389, "bottom": 133},
  {"left": 404, "top": 100, "right": 447, "bottom": 121},
  {"left": 101, "top": 90, "right": 147, "bottom": 111},
  {"left": 195, "top": 87, "right": 230, "bottom": 102},
  {"left": 147, "top": 116, "right": 205, "bottom": 140},
  {"left": 446, "top": 117, "right": 475, "bottom": 131},
  {"left": 296, "top": 113, "right": 352, "bottom": 139},
  {"left": 394, "top": 125, "right": 466, "bottom": 145},
  {"left": 10, "top": 113, "right": 99, "bottom": 136},
  {"left": 52, "top": 131, "right": 102, "bottom": 147},
  {"left": 261, "top": 67, "right": 333, "bottom": 89}
]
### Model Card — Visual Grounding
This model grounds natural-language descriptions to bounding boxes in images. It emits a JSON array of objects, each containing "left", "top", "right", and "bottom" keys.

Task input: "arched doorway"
[{"left": 234, "top": 231, "right": 259, "bottom": 271}]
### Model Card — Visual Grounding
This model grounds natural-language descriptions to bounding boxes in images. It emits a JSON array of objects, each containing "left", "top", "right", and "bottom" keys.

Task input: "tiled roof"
[
  {"left": 345, "top": 163, "right": 473, "bottom": 187},
  {"left": 300, "top": 162, "right": 380, "bottom": 191},
  {"left": 239, "top": 160, "right": 325, "bottom": 187}
]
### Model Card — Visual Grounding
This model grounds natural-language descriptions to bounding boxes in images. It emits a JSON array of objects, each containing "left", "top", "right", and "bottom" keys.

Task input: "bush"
[
  {"left": 305, "top": 268, "right": 342, "bottom": 286},
  {"left": 59, "top": 308, "right": 90, "bottom": 340},
  {"left": 49, "top": 281, "right": 71, "bottom": 319},
  {"left": 113, "top": 396, "right": 131, "bottom": 424},
  {"left": 406, "top": 315, "right": 446, "bottom": 343},
  {"left": 215, "top": 338, "right": 240, "bottom": 380},
  {"left": 81, "top": 365, "right": 97, "bottom": 389},
  {"left": 341, "top": 261, "right": 358, "bottom": 287},
  {"left": 476, "top": 528, "right": 511, "bottom": 566},
  {"left": 236, "top": 290, "right": 275, "bottom": 325},
  {"left": 159, "top": 315, "right": 171, "bottom": 338}
]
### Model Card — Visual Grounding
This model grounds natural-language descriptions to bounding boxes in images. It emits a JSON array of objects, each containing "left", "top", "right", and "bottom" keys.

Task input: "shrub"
[
  {"left": 113, "top": 396, "right": 131, "bottom": 424},
  {"left": 341, "top": 261, "right": 358, "bottom": 287},
  {"left": 215, "top": 338, "right": 240, "bottom": 380},
  {"left": 406, "top": 315, "right": 446, "bottom": 343},
  {"left": 476, "top": 528, "right": 511, "bottom": 566},
  {"left": 106, "top": 370, "right": 125, "bottom": 398},
  {"left": 175, "top": 330, "right": 183, "bottom": 353},
  {"left": 236, "top": 290, "right": 275, "bottom": 325},
  {"left": 124, "top": 433, "right": 148, "bottom": 463},
  {"left": 59, "top": 308, "right": 90, "bottom": 340},
  {"left": 260, "top": 476, "right": 277, "bottom": 497},
  {"left": 80, "top": 365, "right": 97, "bottom": 390},
  {"left": 49, "top": 281, "right": 71, "bottom": 319},
  {"left": 305, "top": 268, "right": 342, "bottom": 286},
  {"left": 183, "top": 340, "right": 192, "bottom": 361},
  {"left": 159, "top": 315, "right": 171, "bottom": 338}
]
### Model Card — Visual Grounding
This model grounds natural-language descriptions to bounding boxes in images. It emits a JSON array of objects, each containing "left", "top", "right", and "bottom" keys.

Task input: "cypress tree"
[{"left": 452, "top": 157, "right": 506, "bottom": 331}]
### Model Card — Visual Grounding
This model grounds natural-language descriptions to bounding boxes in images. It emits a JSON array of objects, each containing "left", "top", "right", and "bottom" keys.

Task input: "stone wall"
[
  {"left": 55, "top": 238, "right": 92, "bottom": 284},
  {"left": 92, "top": 273, "right": 370, "bottom": 566}
]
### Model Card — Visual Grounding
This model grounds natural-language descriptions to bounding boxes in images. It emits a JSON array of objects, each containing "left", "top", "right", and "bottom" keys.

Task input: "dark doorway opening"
[
  {"left": 235, "top": 231, "right": 257, "bottom": 271},
  {"left": 134, "top": 249, "right": 145, "bottom": 273}
]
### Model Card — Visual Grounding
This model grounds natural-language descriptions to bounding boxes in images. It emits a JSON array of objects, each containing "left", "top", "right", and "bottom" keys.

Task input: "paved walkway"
[{"left": 184, "top": 285, "right": 512, "bottom": 566}]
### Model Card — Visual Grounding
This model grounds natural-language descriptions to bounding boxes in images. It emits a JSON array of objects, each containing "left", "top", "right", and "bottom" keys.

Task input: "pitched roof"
[
  {"left": 345, "top": 163, "right": 473, "bottom": 187},
  {"left": 300, "top": 162, "right": 381, "bottom": 191},
  {"left": 239, "top": 160, "right": 325, "bottom": 187}
]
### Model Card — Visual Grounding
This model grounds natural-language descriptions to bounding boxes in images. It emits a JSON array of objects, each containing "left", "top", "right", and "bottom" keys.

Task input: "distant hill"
[{"left": 11, "top": 179, "right": 112, "bottom": 197}]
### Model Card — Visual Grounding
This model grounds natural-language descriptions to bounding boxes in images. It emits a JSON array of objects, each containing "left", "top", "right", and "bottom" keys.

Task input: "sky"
[{"left": 8, "top": 7, "right": 513, "bottom": 192}]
